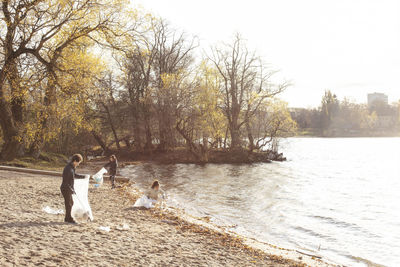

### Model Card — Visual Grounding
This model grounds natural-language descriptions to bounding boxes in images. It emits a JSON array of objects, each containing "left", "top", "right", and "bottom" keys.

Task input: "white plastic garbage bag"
[
  {"left": 71, "top": 175, "right": 94, "bottom": 221},
  {"left": 42, "top": 206, "right": 64, "bottom": 215},
  {"left": 133, "top": 195, "right": 157, "bottom": 209},
  {"left": 99, "top": 226, "right": 110, "bottom": 232},
  {"left": 92, "top": 167, "right": 107, "bottom": 185}
]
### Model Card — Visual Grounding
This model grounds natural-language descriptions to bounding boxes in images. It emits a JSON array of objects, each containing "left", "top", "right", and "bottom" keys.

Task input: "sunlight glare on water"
[{"left": 121, "top": 138, "right": 400, "bottom": 267}]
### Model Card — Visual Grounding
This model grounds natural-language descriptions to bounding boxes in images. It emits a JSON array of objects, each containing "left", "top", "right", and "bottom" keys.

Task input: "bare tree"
[
  {"left": 209, "top": 34, "right": 288, "bottom": 151},
  {"left": 121, "top": 18, "right": 197, "bottom": 152},
  {"left": 152, "top": 19, "right": 197, "bottom": 151},
  {"left": 122, "top": 30, "right": 158, "bottom": 151}
]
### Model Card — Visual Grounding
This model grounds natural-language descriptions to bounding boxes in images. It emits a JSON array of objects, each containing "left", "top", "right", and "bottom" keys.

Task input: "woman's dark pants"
[
  {"left": 61, "top": 187, "right": 74, "bottom": 222},
  {"left": 110, "top": 175, "right": 116, "bottom": 188}
]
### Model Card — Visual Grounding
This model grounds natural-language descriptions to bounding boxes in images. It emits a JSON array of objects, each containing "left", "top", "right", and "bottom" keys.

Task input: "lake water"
[{"left": 121, "top": 138, "right": 400, "bottom": 266}]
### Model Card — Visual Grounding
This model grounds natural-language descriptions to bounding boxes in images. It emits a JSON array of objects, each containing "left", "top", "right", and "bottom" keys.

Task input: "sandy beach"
[{"left": 0, "top": 169, "right": 330, "bottom": 267}]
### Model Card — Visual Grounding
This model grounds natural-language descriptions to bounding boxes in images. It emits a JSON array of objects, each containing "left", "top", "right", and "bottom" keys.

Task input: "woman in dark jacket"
[
  {"left": 104, "top": 155, "right": 118, "bottom": 189},
  {"left": 61, "top": 154, "right": 85, "bottom": 223}
]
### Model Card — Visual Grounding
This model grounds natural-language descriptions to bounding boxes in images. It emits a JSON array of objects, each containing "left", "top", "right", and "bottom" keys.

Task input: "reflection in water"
[{"left": 121, "top": 138, "right": 400, "bottom": 267}]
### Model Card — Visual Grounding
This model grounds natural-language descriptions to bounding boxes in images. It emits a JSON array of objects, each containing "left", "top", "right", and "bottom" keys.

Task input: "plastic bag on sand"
[
  {"left": 116, "top": 223, "right": 130, "bottom": 231},
  {"left": 71, "top": 175, "right": 94, "bottom": 221},
  {"left": 92, "top": 167, "right": 107, "bottom": 185},
  {"left": 99, "top": 226, "right": 110, "bottom": 232},
  {"left": 134, "top": 195, "right": 157, "bottom": 209},
  {"left": 42, "top": 206, "right": 64, "bottom": 215}
]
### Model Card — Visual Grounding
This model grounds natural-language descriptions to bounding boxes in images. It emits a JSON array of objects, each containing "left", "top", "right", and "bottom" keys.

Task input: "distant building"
[{"left": 368, "top": 92, "right": 388, "bottom": 107}]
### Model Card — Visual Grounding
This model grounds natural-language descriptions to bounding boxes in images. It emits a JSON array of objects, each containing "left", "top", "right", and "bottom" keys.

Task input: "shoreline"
[
  {"left": 0, "top": 167, "right": 335, "bottom": 266},
  {"left": 124, "top": 178, "right": 336, "bottom": 267},
  {"left": 87, "top": 147, "right": 285, "bottom": 165}
]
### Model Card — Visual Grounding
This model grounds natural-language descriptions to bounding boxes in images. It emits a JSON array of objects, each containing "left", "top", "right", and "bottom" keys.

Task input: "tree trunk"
[
  {"left": 245, "top": 119, "right": 255, "bottom": 152},
  {"left": 0, "top": 65, "right": 24, "bottom": 160},
  {"left": 132, "top": 112, "right": 143, "bottom": 151},
  {"left": 157, "top": 116, "right": 169, "bottom": 151},
  {"left": 175, "top": 122, "right": 209, "bottom": 163},
  {"left": 123, "top": 137, "right": 131, "bottom": 148},
  {"left": 157, "top": 100, "right": 177, "bottom": 151},
  {"left": 230, "top": 128, "right": 241, "bottom": 150},
  {"left": 91, "top": 130, "right": 109, "bottom": 154},
  {"left": 29, "top": 140, "right": 42, "bottom": 159},
  {"left": 143, "top": 113, "right": 153, "bottom": 152},
  {"left": 223, "top": 126, "right": 228, "bottom": 149},
  {"left": 229, "top": 101, "right": 242, "bottom": 150},
  {"left": 201, "top": 135, "right": 209, "bottom": 162},
  {"left": 102, "top": 103, "right": 120, "bottom": 150},
  {"left": 0, "top": 108, "right": 24, "bottom": 160}
]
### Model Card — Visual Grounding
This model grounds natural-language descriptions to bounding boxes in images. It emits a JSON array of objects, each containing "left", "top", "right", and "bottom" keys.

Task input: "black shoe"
[{"left": 65, "top": 218, "right": 78, "bottom": 224}]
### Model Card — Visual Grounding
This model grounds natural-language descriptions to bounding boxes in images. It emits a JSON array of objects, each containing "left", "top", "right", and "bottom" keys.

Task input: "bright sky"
[{"left": 131, "top": 0, "right": 400, "bottom": 108}]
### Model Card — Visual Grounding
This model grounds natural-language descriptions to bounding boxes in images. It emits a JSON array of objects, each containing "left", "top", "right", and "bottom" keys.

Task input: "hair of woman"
[
  {"left": 151, "top": 180, "right": 159, "bottom": 189},
  {"left": 71, "top": 154, "right": 83, "bottom": 163}
]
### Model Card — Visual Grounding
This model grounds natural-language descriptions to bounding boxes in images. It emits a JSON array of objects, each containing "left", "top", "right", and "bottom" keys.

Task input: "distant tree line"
[
  {"left": 291, "top": 90, "right": 400, "bottom": 136},
  {"left": 0, "top": 1, "right": 296, "bottom": 162}
]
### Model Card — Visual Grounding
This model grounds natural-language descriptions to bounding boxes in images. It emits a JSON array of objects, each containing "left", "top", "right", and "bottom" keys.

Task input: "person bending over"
[
  {"left": 104, "top": 155, "right": 118, "bottom": 189},
  {"left": 60, "top": 154, "right": 86, "bottom": 224},
  {"left": 133, "top": 180, "right": 166, "bottom": 208},
  {"left": 146, "top": 180, "right": 165, "bottom": 201}
]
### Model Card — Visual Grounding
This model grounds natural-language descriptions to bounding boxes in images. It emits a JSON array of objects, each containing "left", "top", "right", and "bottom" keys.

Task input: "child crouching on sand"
[
  {"left": 146, "top": 180, "right": 165, "bottom": 201},
  {"left": 134, "top": 180, "right": 165, "bottom": 209}
]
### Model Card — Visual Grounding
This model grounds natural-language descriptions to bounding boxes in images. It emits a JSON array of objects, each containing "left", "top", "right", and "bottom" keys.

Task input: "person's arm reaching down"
[{"left": 103, "top": 162, "right": 111, "bottom": 168}]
